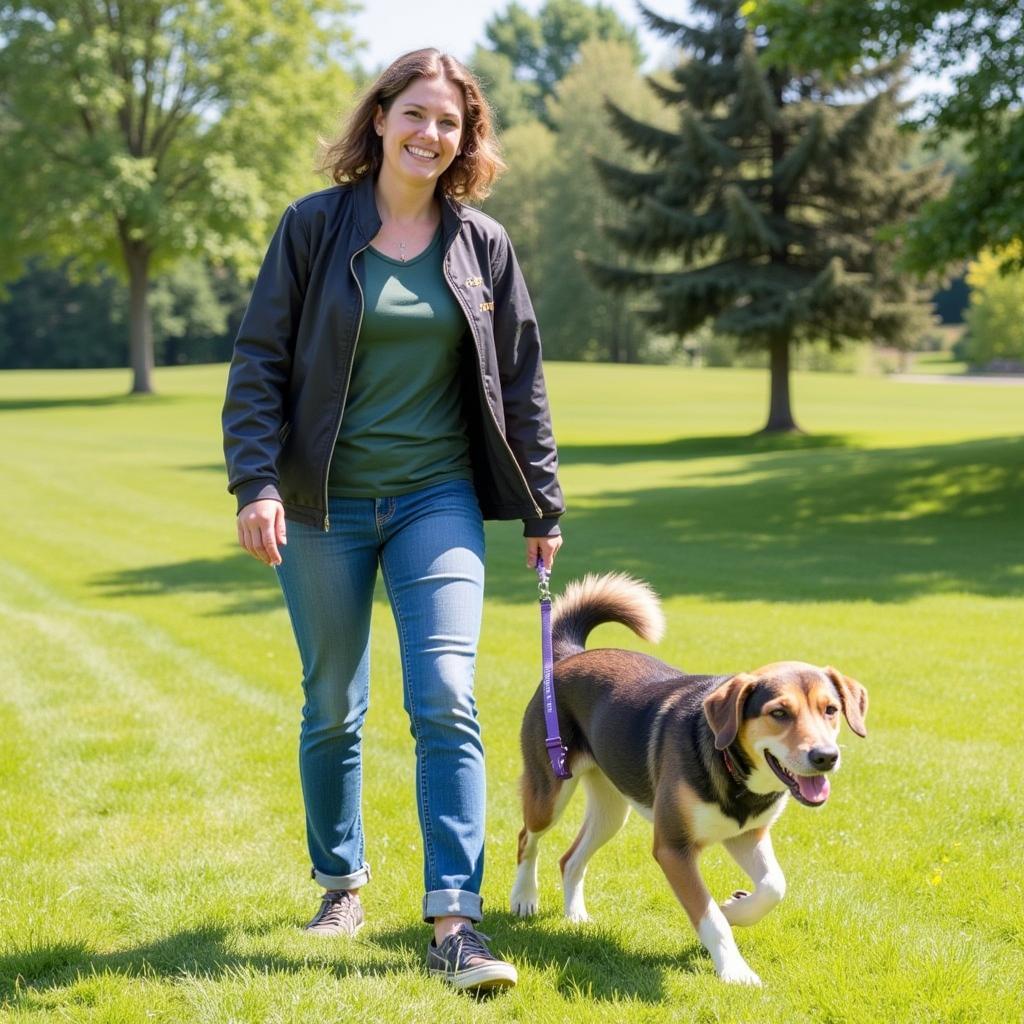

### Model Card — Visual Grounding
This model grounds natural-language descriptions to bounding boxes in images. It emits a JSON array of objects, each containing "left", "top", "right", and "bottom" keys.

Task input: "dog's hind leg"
[
  {"left": 719, "top": 828, "right": 786, "bottom": 926},
  {"left": 511, "top": 774, "right": 578, "bottom": 917},
  {"left": 560, "top": 770, "right": 631, "bottom": 923}
]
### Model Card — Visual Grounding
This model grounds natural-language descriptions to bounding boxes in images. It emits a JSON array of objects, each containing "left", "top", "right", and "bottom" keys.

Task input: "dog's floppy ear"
[
  {"left": 703, "top": 673, "right": 758, "bottom": 750},
  {"left": 824, "top": 666, "right": 868, "bottom": 738}
]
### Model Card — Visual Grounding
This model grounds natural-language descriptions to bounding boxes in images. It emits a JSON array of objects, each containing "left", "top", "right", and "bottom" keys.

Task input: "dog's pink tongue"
[{"left": 797, "top": 774, "right": 830, "bottom": 803}]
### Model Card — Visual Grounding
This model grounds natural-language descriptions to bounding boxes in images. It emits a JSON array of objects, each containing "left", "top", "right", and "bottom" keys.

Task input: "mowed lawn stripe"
[
  {"left": 0, "top": 563, "right": 313, "bottom": 947},
  {"left": 1, "top": 364, "right": 1022, "bottom": 1023}
]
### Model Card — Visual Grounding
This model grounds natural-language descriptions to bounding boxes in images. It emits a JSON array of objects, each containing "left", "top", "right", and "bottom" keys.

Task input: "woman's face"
[{"left": 374, "top": 75, "right": 465, "bottom": 190}]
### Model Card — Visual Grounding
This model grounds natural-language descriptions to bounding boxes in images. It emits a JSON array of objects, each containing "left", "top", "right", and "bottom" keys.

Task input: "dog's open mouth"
[{"left": 764, "top": 751, "right": 830, "bottom": 807}]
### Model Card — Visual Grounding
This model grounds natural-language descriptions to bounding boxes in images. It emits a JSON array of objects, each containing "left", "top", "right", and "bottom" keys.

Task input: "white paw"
[
  {"left": 720, "top": 890, "right": 758, "bottom": 926},
  {"left": 722, "top": 888, "right": 750, "bottom": 907},
  {"left": 718, "top": 961, "right": 762, "bottom": 986},
  {"left": 565, "top": 906, "right": 591, "bottom": 923},
  {"left": 510, "top": 889, "right": 539, "bottom": 917}
]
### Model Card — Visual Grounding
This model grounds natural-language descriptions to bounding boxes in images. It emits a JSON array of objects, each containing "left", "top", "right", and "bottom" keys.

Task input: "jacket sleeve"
[
  {"left": 222, "top": 203, "right": 309, "bottom": 512},
  {"left": 490, "top": 228, "right": 565, "bottom": 537}
]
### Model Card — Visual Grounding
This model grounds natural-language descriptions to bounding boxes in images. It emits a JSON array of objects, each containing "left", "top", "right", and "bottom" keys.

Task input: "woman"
[{"left": 222, "top": 48, "right": 564, "bottom": 992}]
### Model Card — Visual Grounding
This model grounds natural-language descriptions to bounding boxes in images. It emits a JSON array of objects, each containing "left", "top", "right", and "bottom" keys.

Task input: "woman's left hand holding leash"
[{"left": 526, "top": 535, "right": 563, "bottom": 570}]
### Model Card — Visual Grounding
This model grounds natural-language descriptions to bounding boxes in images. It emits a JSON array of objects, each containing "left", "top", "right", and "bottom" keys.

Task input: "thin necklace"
[{"left": 398, "top": 240, "right": 407, "bottom": 261}]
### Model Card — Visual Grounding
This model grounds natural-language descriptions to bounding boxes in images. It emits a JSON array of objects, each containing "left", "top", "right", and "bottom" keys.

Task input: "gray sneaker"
[
  {"left": 426, "top": 924, "right": 518, "bottom": 991},
  {"left": 304, "top": 889, "right": 364, "bottom": 936}
]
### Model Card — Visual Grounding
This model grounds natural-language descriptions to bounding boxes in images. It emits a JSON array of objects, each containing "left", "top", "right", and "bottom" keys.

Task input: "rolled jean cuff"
[
  {"left": 312, "top": 862, "right": 371, "bottom": 890},
  {"left": 422, "top": 888, "right": 483, "bottom": 923}
]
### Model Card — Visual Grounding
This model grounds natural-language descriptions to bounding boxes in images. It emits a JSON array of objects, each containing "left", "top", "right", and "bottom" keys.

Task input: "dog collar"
[{"left": 722, "top": 747, "right": 746, "bottom": 785}]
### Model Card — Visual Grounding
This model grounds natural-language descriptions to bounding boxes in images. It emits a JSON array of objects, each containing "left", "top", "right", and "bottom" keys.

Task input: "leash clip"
[
  {"left": 545, "top": 736, "right": 570, "bottom": 778},
  {"left": 535, "top": 555, "right": 571, "bottom": 780}
]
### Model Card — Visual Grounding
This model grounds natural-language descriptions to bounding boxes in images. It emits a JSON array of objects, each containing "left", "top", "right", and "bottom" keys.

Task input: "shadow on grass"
[
  {"left": 558, "top": 431, "right": 855, "bottom": 465},
  {"left": 485, "top": 911, "right": 708, "bottom": 1000},
  {"left": 0, "top": 918, "right": 704, "bottom": 1005},
  {"left": 90, "top": 433, "right": 1024, "bottom": 611},
  {"left": 92, "top": 551, "right": 286, "bottom": 616},
  {"left": 0, "top": 927, "right": 387, "bottom": 1004},
  {"left": 499, "top": 432, "right": 1024, "bottom": 605},
  {"left": 0, "top": 393, "right": 183, "bottom": 412}
]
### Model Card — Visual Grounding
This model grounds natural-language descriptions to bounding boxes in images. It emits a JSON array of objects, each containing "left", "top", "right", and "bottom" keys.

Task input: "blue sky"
[
  {"left": 349, "top": 0, "right": 680, "bottom": 72},
  {"left": 349, "top": 0, "right": 945, "bottom": 103}
]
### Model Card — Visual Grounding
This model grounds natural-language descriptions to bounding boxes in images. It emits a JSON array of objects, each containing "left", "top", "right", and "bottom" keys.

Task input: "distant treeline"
[
  {"left": 0, "top": 0, "right": 990, "bottom": 373},
  {"left": 0, "top": 257, "right": 968, "bottom": 372},
  {"left": 0, "top": 260, "right": 247, "bottom": 370}
]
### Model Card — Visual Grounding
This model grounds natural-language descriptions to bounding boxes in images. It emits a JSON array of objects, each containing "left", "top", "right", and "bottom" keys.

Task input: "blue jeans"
[{"left": 275, "top": 478, "right": 487, "bottom": 922}]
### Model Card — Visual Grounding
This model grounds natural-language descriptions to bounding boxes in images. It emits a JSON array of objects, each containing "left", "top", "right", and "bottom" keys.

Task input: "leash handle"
[
  {"left": 536, "top": 555, "right": 551, "bottom": 602},
  {"left": 536, "top": 556, "right": 571, "bottom": 780}
]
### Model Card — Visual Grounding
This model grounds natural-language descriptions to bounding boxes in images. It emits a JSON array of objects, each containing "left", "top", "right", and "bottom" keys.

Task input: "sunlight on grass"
[{"left": 1, "top": 363, "right": 1022, "bottom": 1022}]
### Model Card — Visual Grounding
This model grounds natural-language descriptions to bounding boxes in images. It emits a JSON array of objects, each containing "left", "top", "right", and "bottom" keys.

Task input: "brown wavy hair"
[{"left": 317, "top": 48, "right": 506, "bottom": 203}]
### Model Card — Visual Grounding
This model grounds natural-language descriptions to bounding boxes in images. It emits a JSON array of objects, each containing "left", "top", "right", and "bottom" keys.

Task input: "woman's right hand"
[{"left": 237, "top": 499, "right": 287, "bottom": 566}]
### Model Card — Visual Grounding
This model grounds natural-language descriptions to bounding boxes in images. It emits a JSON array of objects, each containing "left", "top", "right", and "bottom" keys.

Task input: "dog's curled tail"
[{"left": 551, "top": 572, "right": 665, "bottom": 662}]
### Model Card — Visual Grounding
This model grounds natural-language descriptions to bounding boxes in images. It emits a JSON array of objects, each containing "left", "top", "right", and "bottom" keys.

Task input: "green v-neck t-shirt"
[{"left": 327, "top": 226, "right": 473, "bottom": 498}]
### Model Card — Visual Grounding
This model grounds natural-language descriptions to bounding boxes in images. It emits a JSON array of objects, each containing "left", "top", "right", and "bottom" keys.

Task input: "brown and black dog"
[{"left": 511, "top": 573, "right": 868, "bottom": 985}]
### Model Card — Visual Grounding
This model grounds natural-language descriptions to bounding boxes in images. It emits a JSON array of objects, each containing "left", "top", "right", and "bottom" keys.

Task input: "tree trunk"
[
  {"left": 763, "top": 72, "right": 799, "bottom": 434},
  {"left": 763, "top": 333, "right": 800, "bottom": 433},
  {"left": 608, "top": 303, "right": 622, "bottom": 362},
  {"left": 125, "top": 243, "right": 154, "bottom": 394}
]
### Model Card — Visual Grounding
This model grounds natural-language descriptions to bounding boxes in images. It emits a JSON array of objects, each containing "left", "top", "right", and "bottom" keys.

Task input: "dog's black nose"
[{"left": 809, "top": 746, "right": 839, "bottom": 771}]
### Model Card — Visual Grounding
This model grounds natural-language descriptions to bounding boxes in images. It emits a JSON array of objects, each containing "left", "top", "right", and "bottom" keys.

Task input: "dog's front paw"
[
  {"left": 720, "top": 889, "right": 753, "bottom": 925},
  {"left": 718, "top": 960, "right": 762, "bottom": 986},
  {"left": 565, "top": 907, "right": 591, "bottom": 924},
  {"left": 510, "top": 889, "right": 539, "bottom": 917}
]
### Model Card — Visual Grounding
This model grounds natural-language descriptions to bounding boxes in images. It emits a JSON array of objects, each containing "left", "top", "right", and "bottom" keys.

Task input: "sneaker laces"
[
  {"left": 313, "top": 889, "right": 358, "bottom": 927},
  {"left": 448, "top": 925, "right": 494, "bottom": 965}
]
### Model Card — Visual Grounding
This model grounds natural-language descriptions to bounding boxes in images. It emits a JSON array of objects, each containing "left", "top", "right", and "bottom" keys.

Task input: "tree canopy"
[
  {"left": 963, "top": 245, "right": 1024, "bottom": 368},
  {"left": 749, "top": 0, "right": 1024, "bottom": 272},
  {"left": 470, "top": 0, "right": 642, "bottom": 129},
  {"left": 0, "top": 0, "right": 358, "bottom": 392}
]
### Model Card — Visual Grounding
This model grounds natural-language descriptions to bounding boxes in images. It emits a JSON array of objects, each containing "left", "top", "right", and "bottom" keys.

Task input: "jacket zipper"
[
  {"left": 322, "top": 243, "right": 369, "bottom": 531},
  {"left": 442, "top": 254, "right": 542, "bottom": 519}
]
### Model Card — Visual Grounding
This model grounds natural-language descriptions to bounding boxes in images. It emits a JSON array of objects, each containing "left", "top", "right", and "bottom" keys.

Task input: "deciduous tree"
[
  {"left": 751, "top": 0, "right": 1024, "bottom": 272},
  {"left": 0, "top": 0, "right": 357, "bottom": 392},
  {"left": 471, "top": 0, "right": 641, "bottom": 129},
  {"left": 963, "top": 246, "right": 1024, "bottom": 368}
]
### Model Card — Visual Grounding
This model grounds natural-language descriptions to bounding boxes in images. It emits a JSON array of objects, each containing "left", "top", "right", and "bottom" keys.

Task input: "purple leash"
[{"left": 536, "top": 556, "right": 571, "bottom": 779}]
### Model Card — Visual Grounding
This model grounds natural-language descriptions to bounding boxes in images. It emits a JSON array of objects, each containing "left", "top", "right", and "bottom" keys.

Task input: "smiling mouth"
[
  {"left": 405, "top": 145, "right": 438, "bottom": 161},
  {"left": 764, "top": 751, "right": 831, "bottom": 807}
]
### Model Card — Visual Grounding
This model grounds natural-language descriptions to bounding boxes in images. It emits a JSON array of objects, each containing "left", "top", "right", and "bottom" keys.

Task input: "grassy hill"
[{"left": 1, "top": 363, "right": 1021, "bottom": 1022}]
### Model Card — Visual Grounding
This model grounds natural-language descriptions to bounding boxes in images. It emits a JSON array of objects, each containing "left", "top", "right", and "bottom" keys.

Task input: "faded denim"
[{"left": 275, "top": 478, "right": 487, "bottom": 922}]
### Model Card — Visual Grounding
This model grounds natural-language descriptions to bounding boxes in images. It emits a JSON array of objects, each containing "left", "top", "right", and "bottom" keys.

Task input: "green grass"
[
  {"left": 908, "top": 350, "right": 970, "bottom": 375},
  {"left": 1, "top": 363, "right": 1022, "bottom": 1022}
]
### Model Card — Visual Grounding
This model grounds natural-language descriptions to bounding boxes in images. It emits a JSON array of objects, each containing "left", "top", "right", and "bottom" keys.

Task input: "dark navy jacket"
[{"left": 222, "top": 174, "right": 564, "bottom": 536}]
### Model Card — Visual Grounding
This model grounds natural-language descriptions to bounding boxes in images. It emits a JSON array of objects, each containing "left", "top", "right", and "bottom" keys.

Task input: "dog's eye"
[
  {"left": 769, "top": 708, "right": 789, "bottom": 721},
  {"left": 825, "top": 705, "right": 839, "bottom": 717}
]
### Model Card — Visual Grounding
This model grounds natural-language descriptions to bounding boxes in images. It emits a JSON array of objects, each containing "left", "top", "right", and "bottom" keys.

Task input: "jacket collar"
[{"left": 352, "top": 173, "right": 466, "bottom": 248}]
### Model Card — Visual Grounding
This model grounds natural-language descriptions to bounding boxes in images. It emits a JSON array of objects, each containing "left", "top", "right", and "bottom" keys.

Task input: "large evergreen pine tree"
[{"left": 588, "top": 0, "right": 943, "bottom": 431}]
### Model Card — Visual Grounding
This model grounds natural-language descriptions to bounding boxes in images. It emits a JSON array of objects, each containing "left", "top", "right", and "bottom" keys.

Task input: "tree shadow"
[
  {"left": 486, "top": 433, "right": 1024, "bottom": 605},
  {"left": 0, "top": 926, "right": 394, "bottom": 1005},
  {"left": 557, "top": 431, "right": 855, "bottom": 466},
  {"left": 1, "top": 919, "right": 706, "bottom": 1006},
  {"left": 91, "top": 551, "right": 286, "bottom": 615},
  {"left": 0, "top": 393, "right": 181, "bottom": 412},
  {"left": 90, "top": 434, "right": 1024, "bottom": 613}
]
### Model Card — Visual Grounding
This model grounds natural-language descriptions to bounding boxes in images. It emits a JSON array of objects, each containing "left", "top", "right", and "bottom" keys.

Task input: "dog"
[{"left": 511, "top": 572, "right": 868, "bottom": 985}]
